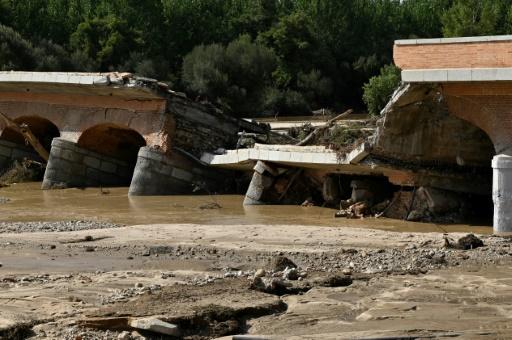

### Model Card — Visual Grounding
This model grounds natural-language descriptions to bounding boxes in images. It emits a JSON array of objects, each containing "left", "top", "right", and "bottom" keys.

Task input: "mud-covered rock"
[
  {"left": 314, "top": 275, "right": 353, "bottom": 287},
  {"left": 458, "top": 234, "right": 484, "bottom": 250},
  {"left": 271, "top": 256, "right": 297, "bottom": 271}
]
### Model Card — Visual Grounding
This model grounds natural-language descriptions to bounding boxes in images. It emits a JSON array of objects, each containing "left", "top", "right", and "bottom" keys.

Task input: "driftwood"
[
  {"left": 0, "top": 111, "right": 49, "bottom": 162},
  {"left": 295, "top": 109, "right": 353, "bottom": 146}
]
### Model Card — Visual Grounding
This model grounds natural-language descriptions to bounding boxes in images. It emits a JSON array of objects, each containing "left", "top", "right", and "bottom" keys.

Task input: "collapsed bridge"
[{"left": 0, "top": 71, "right": 269, "bottom": 195}]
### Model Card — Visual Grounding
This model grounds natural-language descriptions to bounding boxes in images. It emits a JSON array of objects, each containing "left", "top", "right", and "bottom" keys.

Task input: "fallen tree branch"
[
  {"left": 0, "top": 111, "right": 49, "bottom": 162},
  {"left": 295, "top": 109, "right": 353, "bottom": 146}
]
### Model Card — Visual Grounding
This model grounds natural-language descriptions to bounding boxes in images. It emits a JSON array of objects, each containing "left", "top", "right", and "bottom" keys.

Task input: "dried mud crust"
[{"left": 85, "top": 278, "right": 286, "bottom": 339}]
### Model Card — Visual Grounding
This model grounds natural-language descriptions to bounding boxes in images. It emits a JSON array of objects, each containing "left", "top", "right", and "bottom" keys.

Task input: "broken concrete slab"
[{"left": 128, "top": 317, "right": 179, "bottom": 336}]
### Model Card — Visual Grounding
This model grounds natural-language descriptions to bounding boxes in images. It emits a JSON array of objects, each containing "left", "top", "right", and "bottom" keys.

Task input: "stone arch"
[
  {"left": 0, "top": 116, "right": 60, "bottom": 152},
  {"left": 77, "top": 123, "right": 146, "bottom": 164}
]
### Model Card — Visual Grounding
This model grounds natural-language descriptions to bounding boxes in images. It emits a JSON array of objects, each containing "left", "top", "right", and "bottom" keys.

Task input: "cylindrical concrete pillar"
[
  {"left": 243, "top": 161, "right": 277, "bottom": 205},
  {"left": 492, "top": 154, "right": 512, "bottom": 233}
]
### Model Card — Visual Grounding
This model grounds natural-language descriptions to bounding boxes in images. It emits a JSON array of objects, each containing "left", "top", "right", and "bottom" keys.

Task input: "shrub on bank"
[{"left": 362, "top": 64, "right": 401, "bottom": 116}]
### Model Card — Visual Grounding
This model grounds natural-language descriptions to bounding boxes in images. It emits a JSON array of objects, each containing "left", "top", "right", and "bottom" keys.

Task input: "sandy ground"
[{"left": 1, "top": 223, "right": 512, "bottom": 339}]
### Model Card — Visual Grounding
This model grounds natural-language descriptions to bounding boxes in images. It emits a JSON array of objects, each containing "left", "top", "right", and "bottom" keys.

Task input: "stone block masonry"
[
  {"left": 129, "top": 147, "right": 230, "bottom": 195},
  {"left": 0, "top": 139, "right": 43, "bottom": 170},
  {"left": 42, "top": 138, "right": 133, "bottom": 189}
]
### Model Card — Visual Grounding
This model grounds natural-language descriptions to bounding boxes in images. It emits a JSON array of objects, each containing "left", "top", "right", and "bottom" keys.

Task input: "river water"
[{"left": 0, "top": 182, "right": 492, "bottom": 234}]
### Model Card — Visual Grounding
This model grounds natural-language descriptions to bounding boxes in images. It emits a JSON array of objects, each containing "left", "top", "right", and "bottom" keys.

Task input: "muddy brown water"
[{"left": 0, "top": 182, "right": 492, "bottom": 234}]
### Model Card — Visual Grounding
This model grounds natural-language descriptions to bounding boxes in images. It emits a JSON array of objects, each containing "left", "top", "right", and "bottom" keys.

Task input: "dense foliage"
[
  {"left": 363, "top": 65, "right": 401, "bottom": 116},
  {"left": 1, "top": 0, "right": 512, "bottom": 117}
]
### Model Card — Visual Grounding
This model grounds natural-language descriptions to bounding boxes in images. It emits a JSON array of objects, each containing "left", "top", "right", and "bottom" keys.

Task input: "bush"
[
  {"left": 362, "top": 64, "right": 401, "bottom": 116},
  {"left": 182, "top": 35, "right": 277, "bottom": 116},
  {"left": 0, "top": 24, "right": 37, "bottom": 70}
]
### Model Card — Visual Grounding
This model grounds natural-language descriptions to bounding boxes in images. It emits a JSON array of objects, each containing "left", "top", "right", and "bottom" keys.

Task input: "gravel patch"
[{"left": 0, "top": 220, "right": 123, "bottom": 233}]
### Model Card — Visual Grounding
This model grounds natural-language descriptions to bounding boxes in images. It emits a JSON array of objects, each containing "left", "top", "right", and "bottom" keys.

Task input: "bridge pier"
[
  {"left": 42, "top": 138, "right": 133, "bottom": 189},
  {"left": 492, "top": 154, "right": 512, "bottom": 233},
  {"left": 0, "top": 139, "right": 43, "bottom": 170},
  {"left": 128, "top": 147, "right": 227, "bottom": 195},
  {"left": 243, "top": 161, "right": 279, "bottom": 205}
]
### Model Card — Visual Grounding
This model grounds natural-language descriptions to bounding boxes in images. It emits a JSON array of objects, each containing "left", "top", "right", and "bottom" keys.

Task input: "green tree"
[
  {"left": 70, "top": 16, "right": 142, "bottom": 71},
  {"left": 442, "top": 0, "right": 509, "bottom": 37},
  {"left": 182, "top": 35, "right": 277, "bottom": 116},
  {"left": 362, "top": 64, "right": 401, "bottom": 116}
]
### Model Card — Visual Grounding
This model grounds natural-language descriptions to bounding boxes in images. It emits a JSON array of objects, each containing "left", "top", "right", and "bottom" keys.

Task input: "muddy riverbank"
[
  {"left": 1, "top": 182, "right": 507, "bottom": 339},
  {"left": 1, "top": 221, "right": 511, "bottom": 339}
]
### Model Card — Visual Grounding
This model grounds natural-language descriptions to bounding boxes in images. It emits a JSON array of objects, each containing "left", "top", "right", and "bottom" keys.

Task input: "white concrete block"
[
  {"left": 268, "top": 150, "right": 280, "bottom": 161},
  {"left": 289, "top": 152, "right": 303, "bottom": 163},
  {"left": 472, "top": 68, "right": 498, "bottom": 81},
  {"left": 55, "top": 73, "right": 69, "bottom": 83},
  {"left": 259, "top": 149, "right": 270, "bottom": 161},
  {"left": 248, "top": 148, "right": 259, "bottom": 160},
  {"left": 237, "top": 149, "right": 250, "bottom": 162},
  {"left": 447, "top": 69, "right": 472, "bottom": 81},
  {"left": 302, "top": 153, "right": 314, "bottom": 163},
  {"left": 423, "top": 69, "right": 448, "bottom": 82},
  {"left": 401, "top": 70, "right": 424, "bottom": 82},
  {"left": 277, "top": 151, "right": 291, "bottom": 162},
  {"left": 495, "top": 68, "right": 512, "bottom": 81},
  {"left": 312, "top": 153, "right": 325, "bottom": 164}
]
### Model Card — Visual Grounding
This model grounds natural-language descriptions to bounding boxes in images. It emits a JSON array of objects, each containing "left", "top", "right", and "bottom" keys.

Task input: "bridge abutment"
[{"left": 42, "top": 138, "right": 133, "bottom": 189}]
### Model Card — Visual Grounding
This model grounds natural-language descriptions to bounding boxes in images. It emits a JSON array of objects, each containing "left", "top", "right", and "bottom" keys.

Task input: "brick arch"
[
  {"left": 77, "top": 123, "right": 146, "bottom": 164},
  {"left": 0, "top": 115, "right": 60, "bottom": 152},
  {"left": 443, "top": 94, "right": 508, "bottom": 155}
]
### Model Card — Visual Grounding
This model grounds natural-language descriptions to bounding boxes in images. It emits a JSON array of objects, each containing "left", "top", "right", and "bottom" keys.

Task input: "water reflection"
[{"left": 0, "top": 182, "right": 492, "bottom": 234}]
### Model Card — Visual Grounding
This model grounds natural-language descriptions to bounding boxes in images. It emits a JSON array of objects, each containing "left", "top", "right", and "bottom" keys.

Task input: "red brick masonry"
[{"left": 394, "top": 41, "right": 512, "bottom": 70}]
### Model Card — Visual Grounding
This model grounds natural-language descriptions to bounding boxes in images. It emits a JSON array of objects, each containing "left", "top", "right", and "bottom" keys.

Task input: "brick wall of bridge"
[{"left": 394, "top": 40, "right": 512, "bottom": 70}]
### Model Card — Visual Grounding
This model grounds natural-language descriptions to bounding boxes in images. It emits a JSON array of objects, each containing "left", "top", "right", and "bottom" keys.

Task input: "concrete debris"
[
  {"left": 117, "top": 331, "right": 131, "bottom": 340},
  {"left": 282, "top": 267, "right": 299, "bottom": 280},
  {"left": 128, "top": 317, "right": 179, "bottom": 336}
]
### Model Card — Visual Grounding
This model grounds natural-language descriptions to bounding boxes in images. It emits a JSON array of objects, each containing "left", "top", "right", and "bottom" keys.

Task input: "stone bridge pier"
[{"left": 393, "top": 35, "right": 512, "bottom": 233}]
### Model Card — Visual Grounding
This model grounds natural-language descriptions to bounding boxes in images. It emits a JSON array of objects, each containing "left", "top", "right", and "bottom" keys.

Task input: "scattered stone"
[
  {"left": 117, "top": 331, "right": 131, "bottom": 340},
  {"left": 271, "top": 256, "right": 297, "bottom": 271},
  {"left": 84, "top": 235, "right": 94, "bottom": 242},
  {"left": 128, "top": 317, "right": 179, "bottom": 336},
  {"left": 127, "top": 256, "right": 134, "bottom": 260},
  {"left": 342, "top": 268, "right": 352, "bottom": 275},
  {"left": 0, "top": 220, "right": 123, "bottom": 234},
  {"left": 458, "top": 234, "right": 484, "bottom": 250},
  {"left": 84, "top": 246, "right": 95, "bottom": 252},
  {"left": 254, "top": 268, "right": 266, "bottom": 278},
  {"left": 50, "top": 244, "right": 56, "bottom": 249},
  {"left": 250, "top": 277, "right": 292, "bottom": 295},
  {"left": 135, "top": 282, "right": 144, "bottom": 288},
  {"left": 282, "top": 267, "right": 298, "bottom": 280}
]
